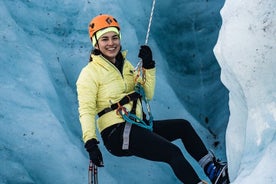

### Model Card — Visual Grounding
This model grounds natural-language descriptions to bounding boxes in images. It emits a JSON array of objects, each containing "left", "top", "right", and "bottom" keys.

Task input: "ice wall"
[
  {"left": 0, "top": 0, "right": 241, "bottom": 183},
  {"left": 151, "top": 0, "right": 229, "bottom": 139},
  {"left": 214, "top": 0, "right": 276, "bottom": 182}
]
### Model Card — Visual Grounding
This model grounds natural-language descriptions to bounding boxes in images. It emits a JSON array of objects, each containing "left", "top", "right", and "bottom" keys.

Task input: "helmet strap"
[{"left": 93, "top": 33, "right": 99, "bottom": 47}]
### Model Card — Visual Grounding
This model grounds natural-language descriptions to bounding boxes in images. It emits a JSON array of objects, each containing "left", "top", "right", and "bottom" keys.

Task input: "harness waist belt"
[{"left": 98, "top": 92, "right": 141, "bottom": 117}]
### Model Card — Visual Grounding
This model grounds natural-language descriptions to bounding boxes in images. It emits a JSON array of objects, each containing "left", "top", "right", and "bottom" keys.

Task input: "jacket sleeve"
[
  {"left": 76, "top": 66, "right": 98, "bottom": 143},
  {"left": 142, "top": 67, "right": 156, "bottom": 100}
]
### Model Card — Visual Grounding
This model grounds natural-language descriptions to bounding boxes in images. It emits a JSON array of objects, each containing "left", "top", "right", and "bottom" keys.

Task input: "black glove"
[
  {"left": 138, "top": 45, "right": 155, "bottom": 69},
  {"left": 85, "top": 139, "right": 104, "bottom": 167}
]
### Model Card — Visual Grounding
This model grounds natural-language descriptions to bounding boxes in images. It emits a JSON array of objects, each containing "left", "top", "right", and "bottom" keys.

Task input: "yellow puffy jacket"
[{"left": 76, "top": 51, "right": 156, "bottom": 143}]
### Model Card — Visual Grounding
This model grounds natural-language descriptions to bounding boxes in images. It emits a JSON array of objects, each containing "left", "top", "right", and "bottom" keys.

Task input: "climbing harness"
[
  {"left": 98, "top": 86, "right": 153, "bottom": 131},
  {"left": 88, "top": 160, "right": 98, "bottom": 184},
  {"left": 97, "top": 84, "right": 154, "bottom": 150},
  {"left": 116, "top": 84, "right": 154, "bottom": 150},
  {"left": 122, "top": 122, "right": 132, "bottom": 150},
  {"left": 97, "top": 92, "right": 141, "bottom": 117}
]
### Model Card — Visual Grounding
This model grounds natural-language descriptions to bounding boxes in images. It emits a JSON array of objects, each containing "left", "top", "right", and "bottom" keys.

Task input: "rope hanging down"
[
  {"left": 135, "top": 0, "right": 156, "bottom": 71},
  {"left": 130, "top": 0, "right": 156, "bottom": 131},
  {"left": 145, "top": 0, "right": 156, "bottom": 45}
]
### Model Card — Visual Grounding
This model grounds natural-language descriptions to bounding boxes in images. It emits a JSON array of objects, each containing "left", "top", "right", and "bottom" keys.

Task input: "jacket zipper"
[{"left": 100, "top": 55, "right": 127, "bottom": 91}]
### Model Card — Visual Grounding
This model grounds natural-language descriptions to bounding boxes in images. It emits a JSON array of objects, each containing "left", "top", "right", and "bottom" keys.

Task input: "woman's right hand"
[{"left": 85, "top": 139, "right": 104, "bottom": 167}]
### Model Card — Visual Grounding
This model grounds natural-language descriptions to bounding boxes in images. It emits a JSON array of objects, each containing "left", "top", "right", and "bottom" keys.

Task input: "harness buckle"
[{"left": 116, "top": 103, "right": 128, "bottom": 116}]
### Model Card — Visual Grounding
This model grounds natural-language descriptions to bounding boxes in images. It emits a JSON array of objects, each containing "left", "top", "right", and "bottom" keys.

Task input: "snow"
[{"left": 0, "top": 0, "right": 275, "bottom": 183}]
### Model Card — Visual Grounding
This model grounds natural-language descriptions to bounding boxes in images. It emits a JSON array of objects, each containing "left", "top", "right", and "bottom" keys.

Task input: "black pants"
[{"left": 101, "top": 119, "right": 208, "bottom": 184}]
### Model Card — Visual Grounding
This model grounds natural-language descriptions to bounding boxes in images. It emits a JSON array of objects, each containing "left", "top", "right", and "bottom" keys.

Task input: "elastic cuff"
[
  {"left": 198, "top": 151, "right": 214, "bottom": 169},
  {"left": 143, "top": 60, "right": 155, "bottom": 69}
]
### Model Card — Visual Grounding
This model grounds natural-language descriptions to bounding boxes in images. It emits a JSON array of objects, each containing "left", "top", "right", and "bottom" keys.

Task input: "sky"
[{"left": 0, "top": 0, "right": 275, "bottom": 183}]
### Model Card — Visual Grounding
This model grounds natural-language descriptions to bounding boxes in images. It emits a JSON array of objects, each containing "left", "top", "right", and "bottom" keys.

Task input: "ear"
[{"left": 94, "top": 43, "right": 99, "bottom": 49}]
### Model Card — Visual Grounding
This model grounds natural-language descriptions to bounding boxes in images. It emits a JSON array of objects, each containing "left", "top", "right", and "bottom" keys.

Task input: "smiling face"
[{"left": 95, "top": 31, "right": 121, "bottom": 63}]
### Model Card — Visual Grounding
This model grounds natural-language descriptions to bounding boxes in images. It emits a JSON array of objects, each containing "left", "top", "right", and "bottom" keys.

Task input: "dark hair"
[{"left": 88, "top": 49, "right": 101, "bottom": 62}]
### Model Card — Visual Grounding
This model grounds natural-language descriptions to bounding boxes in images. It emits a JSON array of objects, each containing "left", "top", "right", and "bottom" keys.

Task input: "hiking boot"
[
  {"left": 199, "top": 151, "right": 230, "bottom": 184},
  {"left": 204, "top": 160, "right": 229, "bottom": 184}
]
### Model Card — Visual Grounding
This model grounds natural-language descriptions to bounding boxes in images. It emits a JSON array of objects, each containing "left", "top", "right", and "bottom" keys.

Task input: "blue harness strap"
[
  {"left": 119, "top": 83, "right": 154, "bottom": 150},
  {"left": 118, "top": 83, "right": 153, "bottom": 131}
]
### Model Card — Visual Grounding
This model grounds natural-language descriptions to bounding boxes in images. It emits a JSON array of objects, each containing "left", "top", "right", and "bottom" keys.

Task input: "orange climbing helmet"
[{"left": 88, "top": 14, "right": 120, "bottom": 39}]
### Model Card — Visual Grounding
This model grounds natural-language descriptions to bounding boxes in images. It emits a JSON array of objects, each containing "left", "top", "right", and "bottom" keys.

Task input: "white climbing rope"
[
  {"left": 135, "top": 0, "right": 156, "bottom": 71},
  {"left": 145, "top": 0, "right": 156, "bottom": 45}
]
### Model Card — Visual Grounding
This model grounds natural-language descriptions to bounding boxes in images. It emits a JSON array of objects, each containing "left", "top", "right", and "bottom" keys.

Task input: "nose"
[{"left": 107, "top": 38, "right": 114, "bottom": 45}]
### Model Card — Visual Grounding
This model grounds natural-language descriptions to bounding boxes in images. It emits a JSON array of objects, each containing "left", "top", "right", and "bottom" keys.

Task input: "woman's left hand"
[{"left": 138, "top": 45, "right": 155, "bottom": 69}]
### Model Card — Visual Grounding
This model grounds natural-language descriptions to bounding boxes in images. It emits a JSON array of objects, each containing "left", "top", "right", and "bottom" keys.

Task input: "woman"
[{"left": 76, "top": 14, "right": 229, "bottom": 184}]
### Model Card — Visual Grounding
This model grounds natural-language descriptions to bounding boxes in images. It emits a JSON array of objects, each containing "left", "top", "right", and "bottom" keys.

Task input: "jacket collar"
[{"left": 91, "top": 50, "right": 128, "bottom": 69}]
